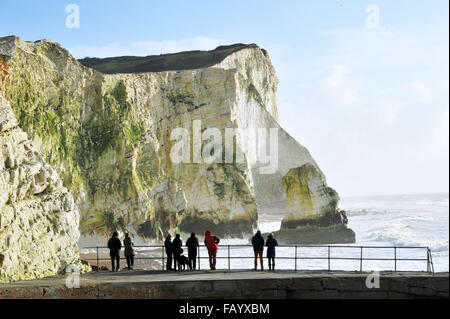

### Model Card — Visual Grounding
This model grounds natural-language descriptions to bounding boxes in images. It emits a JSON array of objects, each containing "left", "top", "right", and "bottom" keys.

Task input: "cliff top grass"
[{"left": 78, "top": 43, "right": 263, "bottom": 74}]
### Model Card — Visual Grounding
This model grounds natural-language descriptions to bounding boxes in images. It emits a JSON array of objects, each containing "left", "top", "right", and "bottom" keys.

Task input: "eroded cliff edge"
[
  {"left": 0, "top": 95, "right": 83, "bottom": 282},
  {"left": 0, "top": 36, "right": 355, "bottom": 244}
]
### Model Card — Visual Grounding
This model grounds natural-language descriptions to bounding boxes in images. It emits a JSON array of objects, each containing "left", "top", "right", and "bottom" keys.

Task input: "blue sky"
[{"left": 1, "top": 0, "right": 448, "bottom": 196}]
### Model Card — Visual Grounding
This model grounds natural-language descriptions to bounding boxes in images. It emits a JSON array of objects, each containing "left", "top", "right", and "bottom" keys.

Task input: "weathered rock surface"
[
  {"left": 0, "top": 94, "right": 83, "bottom": 282},
  {"left": 270, "top": 164, "right": 355, "bottom": 244},
  {"left": 0, "top": 36, "right": 354, "bottom": 244}
]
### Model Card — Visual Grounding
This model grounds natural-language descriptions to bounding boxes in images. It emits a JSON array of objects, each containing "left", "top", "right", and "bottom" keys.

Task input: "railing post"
[
  {"left": 429, "top": 248, "right": 434, "bottom": 274},
  {"left": 228, "top": 245, "right": 230, "bottom": 270},
  {"left": 394, "top": 247, "right": 397, "bottom": 272},
  {"left": 430, "top": 249, "right": 435, "bottom": 274},
  {"left": 328, "top": 246, "right": 331, "bottom": 271},
  {"left": 360, "top": 246, "right": 363, "bottom": 272},
  {"left": 426, "top": 248, "right": 430, "bottom": 273},
  {"left": 198, "top": 245, "right": 201, "bottom": 270},
  {"left": 295, "top": 245, "right": 297, "bottom": 271},
  {"left": 96, "top": 246, "right": 99, "bottom": 272},
  {"left": 162, "top": 244, "right": 165, "bottom": 270}
]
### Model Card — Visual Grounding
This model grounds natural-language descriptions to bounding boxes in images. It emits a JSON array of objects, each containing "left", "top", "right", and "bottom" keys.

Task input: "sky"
[{"left": 0, "top": 0, "right": 448, "bottom": 197}]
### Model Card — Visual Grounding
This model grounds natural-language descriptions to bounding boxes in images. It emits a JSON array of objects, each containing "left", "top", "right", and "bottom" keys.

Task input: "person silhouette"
[
  {"left": 186, "top": 233, "right": 199, "bottom": 270},
  {"left": 164, "top": 234, "right": 173, "bottom": 270},
  {"left": 265, "top": 233, "right": 278, "bottom": 270},
  {"left": 107, "top": 232, "right": 122, "bottom": 272},
  {"left": 123, "top": 232, "right": 135, "bottom": 271},
  {"left": 204, "top": 230, "right": 220, "bottom": 270},
  {"left": 172, "top": 234, "right": 183, "bottom": 271},
  {"left": 252, "top": 230, "right": 265, "bottom": 270}
]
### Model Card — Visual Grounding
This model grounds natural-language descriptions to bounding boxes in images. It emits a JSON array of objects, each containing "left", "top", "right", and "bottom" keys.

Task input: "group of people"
[
  {"left": 165, "top": 230, "right": 220, "bottom": 271},
  {"left": 164, "top": 230, "right": 278, "bottom": 271},
  {"left": 252, "top": 231, "right": 279, "bottom": 270},
  {"left": 106, "top": 229, "right": 279, "bottom": 272},
  {"left": 107, "top": 232, "right": 135, "bottom": 272}
]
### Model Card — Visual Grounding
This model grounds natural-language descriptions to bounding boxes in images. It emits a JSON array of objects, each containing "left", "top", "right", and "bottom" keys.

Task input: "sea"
[
  {"left": 199, "top": 193, "right": 447, "bottom": 272},
  {"left": 81, "top": 193, "right": 449, "bottom": 272},
  {"left": 340, "top": 192, "right": 449, "bottom": 273}
]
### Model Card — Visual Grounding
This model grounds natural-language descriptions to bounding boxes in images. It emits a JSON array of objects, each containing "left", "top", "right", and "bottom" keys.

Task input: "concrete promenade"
[{"left": 0, "top": 270, "right": 448, "bottom": 299}]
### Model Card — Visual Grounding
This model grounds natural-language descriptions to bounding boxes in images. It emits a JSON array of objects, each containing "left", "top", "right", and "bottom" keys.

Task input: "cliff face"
[
  {"left": 0, "top": 95, "right": 82, "bottom": 282},
  {"left": 0, "top": 36, "right": 354, "bottom": 244}
]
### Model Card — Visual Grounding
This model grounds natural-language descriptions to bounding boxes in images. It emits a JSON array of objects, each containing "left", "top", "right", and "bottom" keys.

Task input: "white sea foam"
[{"left": 341, "top": 193, "right": 449, "bottom": 272}]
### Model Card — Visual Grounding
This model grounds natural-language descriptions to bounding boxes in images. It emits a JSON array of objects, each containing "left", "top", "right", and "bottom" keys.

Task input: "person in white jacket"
[{"left": 123, "top": 232, "right": 135, "bottom": 271}]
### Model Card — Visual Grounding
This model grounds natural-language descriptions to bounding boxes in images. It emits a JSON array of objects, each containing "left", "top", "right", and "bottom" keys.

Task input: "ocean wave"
[
  {"left": 367, "top": 222, "right": 449, "bottom": 254},
  {"left": 345, "top": 209, "right": 402, "bottom": 217}
]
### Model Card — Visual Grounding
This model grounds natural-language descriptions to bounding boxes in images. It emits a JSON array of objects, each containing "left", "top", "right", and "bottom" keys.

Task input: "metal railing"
[{"left": 82, "top": 244, "right": 435, "bottom": 273}]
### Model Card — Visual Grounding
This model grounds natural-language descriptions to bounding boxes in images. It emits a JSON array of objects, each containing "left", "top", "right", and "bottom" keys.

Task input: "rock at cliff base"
[{"left": 271, "top": 164, "right": 356, "bottom": 244}]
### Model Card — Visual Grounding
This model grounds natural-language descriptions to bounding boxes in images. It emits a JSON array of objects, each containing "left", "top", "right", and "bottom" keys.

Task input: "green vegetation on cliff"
[{"left": 79, "top": 44, "right": 259, "bottom": 74}]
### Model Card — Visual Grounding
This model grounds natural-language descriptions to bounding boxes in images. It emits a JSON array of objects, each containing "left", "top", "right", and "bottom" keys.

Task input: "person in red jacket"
[{"left": 204, "top": 230, "right": 220, "bottom": 270}]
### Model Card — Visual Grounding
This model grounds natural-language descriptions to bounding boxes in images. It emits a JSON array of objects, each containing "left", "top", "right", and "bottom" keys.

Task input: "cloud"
[
  {"left": 323, "top": 64, "right": 346, "bottom": 88},
  {"left": 434, "top": 109, "right": 450, "bottom": 142},
  {"left": 319, "top": 64, "right": 362, "bottom": 107},
  {"left": 68, "top": 37, "right": 227, "bottom": 58},
  {"left": 317, "top": 27, "right": 393, "bottom": 38},
  {"left": 377, "top": 96, "right": 405, "bottom": 127},
  {"left": 411, "top": 81, "right": 432, "bottom": 102}
]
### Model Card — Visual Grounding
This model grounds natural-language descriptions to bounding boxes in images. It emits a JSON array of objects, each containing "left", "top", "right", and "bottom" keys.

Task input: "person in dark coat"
[
  {"left": 251, "top": 230, "right": 265, "bottom": 270},
  {"left": 265, "top": 233, "right": 278, "bottom": 270},
  {"left": 164, "top": 234, "right": 173, "bottom": 270},
  {"left": 204, "top": 230, "right": 220, "bottom": 270},
  {"left": 172, "top": 234, "right": 183, "bottom": 271},
  {"left": 107, "top": 232, "right": 122, "bottom": 272},
  {"left": 186, "top": 233, "right": 199, "bottom": 270},
  {"left": 123, "top": 232, "right": 135, "bottom": 271}
]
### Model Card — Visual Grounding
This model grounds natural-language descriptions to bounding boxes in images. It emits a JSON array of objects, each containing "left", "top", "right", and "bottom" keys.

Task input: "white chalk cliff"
[
  {"left": 0, "top": 35, "right": 354, "bottom": 256},
  {"left": 0, "top": 95, "right": 84, "bottom": 282}
]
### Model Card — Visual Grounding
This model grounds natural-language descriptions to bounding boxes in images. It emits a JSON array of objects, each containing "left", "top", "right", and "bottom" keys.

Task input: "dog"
[{"left": 177, "top": 255, "right": 189, "bottom": 271}]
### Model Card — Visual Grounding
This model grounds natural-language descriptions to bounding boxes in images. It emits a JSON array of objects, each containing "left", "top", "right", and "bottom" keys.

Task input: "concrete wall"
[{"left": 0, "top": 271, "right": 448, "bottom": 299}]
